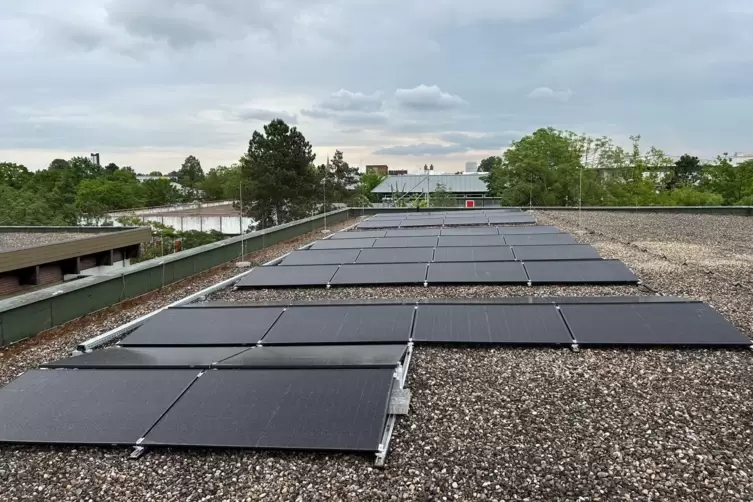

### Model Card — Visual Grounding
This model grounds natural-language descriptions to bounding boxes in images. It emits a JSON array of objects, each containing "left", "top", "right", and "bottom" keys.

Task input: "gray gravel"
[
  {"left": 2, "top": 211, "right": 753, "bottom": 501},
  {"left": 0, "top": 232, "right": 99, "bottom": 252}
]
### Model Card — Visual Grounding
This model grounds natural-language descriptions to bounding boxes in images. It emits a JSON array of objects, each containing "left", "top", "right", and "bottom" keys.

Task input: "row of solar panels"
[
  {"left": 333, "top": 225, "right": 560, "bottom": 238},
  {"left": 313, "top": 233, "right": 576, "bottom": 249},
  {"left": 237, "top": 260, "right": 638, "bottom": 288},
  {"left": 281, "top": 244, "right": 601, "bottom": 266},
  {"left": 0, "top": 367, "right": 396, "bottom": 451},
  {"left": 369, "top": 209, "right": 522, "bottom": 219},
  {"left": 57, "top": 298, "right": 753, "bottom": 350},
  {"left": 358, "top": 213, "right": 535, "bottom": 229}
]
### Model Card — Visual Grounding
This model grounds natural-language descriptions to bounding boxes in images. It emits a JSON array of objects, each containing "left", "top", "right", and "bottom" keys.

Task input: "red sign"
[{"left": 465, "top": 200, "right": 475, "bottom": 208}]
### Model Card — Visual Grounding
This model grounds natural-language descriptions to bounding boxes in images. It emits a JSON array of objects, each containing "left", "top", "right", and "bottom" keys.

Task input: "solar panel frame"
[
  {"left": 437, "top": 235, "right": 506, "bottom": 247},
  {"left": 357, "top": 219, "right": 403, "bottom": 229},
  {"left": 118, "top": 307, "right": 285, "bottom": 346},
  {"left": 399, "top": 218, "right": 445, "bottom": 228},
  {"left": 356, "top": 247, "right": 434, "bottom": 264},
  {"left": 235, "top": 265, "right": 339, "bottom": 289},
  {"left": 309, "top": 238, "right": 376, "bottom": 250},
  {"left": 524, "top": 259, "right": 639, "bottom": 285},
  {"left": 261, "top": 305, "right": 414, "bottom": 345},
  {"left": 442, "top": 217, "right": 490, "bottom": 227},
  {"left": 42, "top": 347, "right": 247, "bottom": 369},
  {"left": 427, "top": 261, "right": 529, "bottom": 284},
  {"left": 330, "top": 263, "right": 428, "bottom": 286},
  {"left": 488, "top": 214, "right": 536, "bottom": 225},
  {"left": 329, "top": 230, "right": 387, "bottom": 239},
  {"left": 214, "top": 344, "right": 407, "bottom": 369},
  {"left": 432, "top": 246, "right": 515, "bottom": 262},
  {"left": 279, "top": 249, "right": 361, "bottom": 266},
  {"left": 412, "top": 304, "right": 573, "bottom": 345},
  {"left": 141, "top": 368, "right": 394, "bottom": 452},
  {"left": 372, "top": 236, "right": 439, "bottom": 248},
  {"left": 385, "top": 229, "right": 441, "bottom": 238},
  {"left": 497, "top": 225, "right": 560, "bottom": 235},
  {"left": 560, "top": 302, "right": 752, "bottom": 346},
  {"left": 503, "top": 233, "right": 577, "bottom": 246},
  {"left": 440, "top": 227, "right": 500, "bottom": 236},
  {"left": 512, "top": 244, "right": 602, "bottom": 261},
  {"left": 0, "top": 369, "right": 198, "bottom": 445}
]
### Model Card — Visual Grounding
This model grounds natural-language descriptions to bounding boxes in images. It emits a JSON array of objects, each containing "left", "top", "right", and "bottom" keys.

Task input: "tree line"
[{"left": 478, "top": 128, "right": 753, "bottom": 207}]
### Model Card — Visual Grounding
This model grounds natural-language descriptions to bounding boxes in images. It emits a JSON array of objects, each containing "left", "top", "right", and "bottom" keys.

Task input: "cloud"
[
  {"left": 395, "top": 85, "right": 467, "bottom": 111},
  {"left": 527, "top": 87, "right": 574, "bottom": 102},
  {"left": 438, "top": 132, "right": 520, "bottom": 151},
  {"left": 375, "top": 143, "right": 469, "bottom": 156},
  {"left": 235, "top": 108, "right": 297, "bottom": 124},
  {"left": 318, "top": 89, "right": 383, "bottom": 113}
]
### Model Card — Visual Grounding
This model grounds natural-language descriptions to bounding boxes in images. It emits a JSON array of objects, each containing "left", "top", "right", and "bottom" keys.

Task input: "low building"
[
  {"left": 371, "top": 173, "right": 491, "bottom": 206},
  {"left": 388, "top": 169, "right": 408, "bottom": 176},
  {"left": 365, "top": 165, "right": 389, "bottom": 176}
]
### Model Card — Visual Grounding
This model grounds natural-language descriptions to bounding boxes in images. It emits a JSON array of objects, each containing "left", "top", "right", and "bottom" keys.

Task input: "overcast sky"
[{"left": 1, "top": 1, "right": 751, "bottom": 173}]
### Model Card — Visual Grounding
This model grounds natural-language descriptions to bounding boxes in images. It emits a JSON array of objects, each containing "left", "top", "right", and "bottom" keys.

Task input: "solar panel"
[
  {"left": 412, "top": 304, "right": 573, "bottom": 345},
  {"left": 442, "top": 217, "right": 489, "bottom": 227},
  {"left": 497, "top": 225, "right": 560, "bottom": 235},
  {"left": 488, "top": 214, "right": 536, "bottom": 224},
  {"left": 142, "top": 368, "right": 394, "bottom": 451},
  {"left": 119, "top": 307, "right": 284, "bottom": 346},
  {"left": 329, "top": 230, "right": 387, "bottom": 239},
  {"left": 262, "top": 305, "right": 414, "bottom": 344},
  {"left": 357, "top": 220, "right": 403, "bottom": 229},
  {"left": 560, "top": 303, "right": 752, "bottom": 346},
  {"left": 0, "top": 369, "right": 197, "bottom": 445},
  {"left": 373, "top": 236, "right": 438, "bottom": 248},
  {"left": 512, "top": 244, "right": 602, "bottom": 261},
  {"left": 42, "top": 347, "right": 246, "bottom": 369},
  {"left": 385, "top": 229, "right": 441, "bottom": 238},
  {"left": 433, "top": 246, "right": 515, "bottom": 262},
  {"left": 441, "top": 227, "right": 500, "bottom": 236},
  {"left": 437, "top": 235, "right": 506, "bottom": 247},
  {"left": 427, "top": 261, "right": 529, "bottom": 284},
  {"left": 524, "top": 260, "right": 638, "bottom": 284},
  {"left": 503, "top": 233, "right": 577, "bottom": 246},
  {"left": 371, "top": 213, "right": 411, "bottom": 219},
  {"left": 310, "top": 238, "right": 376, "bottom": 250},
  {"left": 356, "top": 247, "right": 434, "bottom": 264},
  {"left": 330, "top": 263, "right": 428, "bottom": 285},
  {"left": 280, "top": 249, "right": 360, "bottom": 266},
  {"left": 399, "top": 218, "right": 445, "bottom": 228},
  {"left": 215, "top": 344, "right": 407, "bottom": 368},
  {"left": 235, "top": 265, "right": 339, "bottom": 288},
  {"left": 404, "top": 212, "right": 444, "bottom": 218}
]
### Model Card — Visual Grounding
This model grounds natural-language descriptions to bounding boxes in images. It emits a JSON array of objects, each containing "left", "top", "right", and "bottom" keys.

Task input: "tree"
[
  {"left": 178, "top": 155, "right": 205, "bottom": 190},
  {"left": 105, "top": 163, "right": 120, "bottom": 173},
  {"left": 328, "top": 150, "right": 359, "bottom": 204},
  {"left": 703, "top": 158, "right": 753, "bottom": 205},
  {"left": 354, "top": 171, "right": 386, "bottom": 202},
  {"left": 665, "top": 154, "right": 701, "bottom": 190},
  {"left": 142, "top": 179, "right": 180, "bottom": 207},
  {"left": 201, "top": 167, "right": 232, "bottom": 201},
  {"left": 430, "top": 183, "right": 454, "bottom": 207},
  {"left": 48, "top": 158, "right": 70, "bottom": 171},
  {"left": 149, "top": 171, "right": 163, "bottom": 176},
  {"left": 76, "top": 172, "right": 145, "bottom": 218},
  {"left": 241, "top": 119, "right": 317, "bottom": 228},
  {"left": 0, "top": 163, "right": 31, "bottom": 190},
  {"left": 478, "top": 156, "right": 502, "bottom": 173}
]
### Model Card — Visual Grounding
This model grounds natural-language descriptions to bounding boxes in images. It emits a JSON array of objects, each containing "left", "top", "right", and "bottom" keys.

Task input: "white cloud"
[
  {"left": 395, "top": 85, "right": 467, "bottom": 111},
  {"left": 527, "top": 87, "right": 574, "bottom": 102}
]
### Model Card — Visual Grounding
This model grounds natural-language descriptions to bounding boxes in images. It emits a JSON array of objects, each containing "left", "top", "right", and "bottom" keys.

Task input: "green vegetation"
[
  {"left": 116, "top": 216, "right": 226, "bottom": 263},
  {"left": 482, "top": 128, "right": 753, "bottom": 206}
]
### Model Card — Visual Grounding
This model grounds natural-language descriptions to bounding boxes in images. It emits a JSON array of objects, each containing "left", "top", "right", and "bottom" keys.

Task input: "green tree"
[
  {"left": 665, "top": 154, "right": 702, "bottom": 189},
  {"left": 149, "top": 171, "right": 163, "bottom": 176},
  {"left": 48, "top": 158, "right": 70, "bottom": 171},
  {"left": 76, "top": 172, "right": 145, "bottom": 218},
  {"left": 477, "top": 156, "right": 502, "bottom": 173},
  {"left": 105, "top": 162, "right": 120, "bottom": 173},
  {"left": 328, "top": 150, "right": 359, "bottom": 204},
  {"left": 703, "top": 158, "right": 753, "bottom": 205},
  {"left": 178, "top": 155, "right": 205, "bottom": 190},
  {"left": 141, "top": 179, "right": 179, "bottom": 207},
  {"left": 201, "top": 166, "right": 231, "bottom": 201},
  {"left": 354, "top": 171, "right": 386, "bottom": 202},
  {"left": 241, "top": 119, "right": 317, "bottom": 228},
  {"left": 430, "top": 183, "right": 454, "bottom": 207},
  {"left": 0, "top": 163, "right": 31, "bottom": 189}
]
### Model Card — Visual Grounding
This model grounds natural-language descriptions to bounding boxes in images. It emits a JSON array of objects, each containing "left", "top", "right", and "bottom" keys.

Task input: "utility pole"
[{"left": 239, "top": 178, "right": 244, "bottom": 259}]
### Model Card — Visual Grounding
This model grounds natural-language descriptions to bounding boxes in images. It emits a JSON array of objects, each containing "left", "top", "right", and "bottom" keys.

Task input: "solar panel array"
[{"left": 357, "top": 210, "right": 535, "bottom": 229}]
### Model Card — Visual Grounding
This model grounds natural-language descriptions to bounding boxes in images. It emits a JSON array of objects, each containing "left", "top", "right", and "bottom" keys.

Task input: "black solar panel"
[
  {"left": 142, "top": 368, "right": 394, "bottom": 451},
  {"left": 442, "top": 217, "right": 489, "bottom": 227},
  {"left": 42, "top": 347, "right": 246, "bottom": 369},
  {"left": 524, "top": 260, "right": 638, "bottom": 284},
  {"left": 412, "top": 304, "right": 573, "bottom": 345},
  {"left": 310, "top": 238, "right": 375, "bottom": 250},
  {"left": 330, "top": 230, "right": 387, "bottom": 239},
  {"left": 119, "top": 307, "right": 284, "bottom": 346},
  {"left": 497, "top": 225, "right": 560, "bottom": 235},
  {"left": 432, "top": 246, "right": 515, "bottom": 262},
  {"left": 330, "top": 263, "right": 428, "bottom": 285},
  {"left": 373, "top": 236, "right": 439, "bottom": 248},
  {"left": 512, "top": 244, "right": 602, "bottom": 261},
  {"left": 280, "top": 249, "right": 360, "bottom": 266},
  {"left": 0, "top": 369, "right": 197, "bottom": 445},
  {"left": 437, "top": 235, "right": 506, "bottom": 247},
  {"left": 357, "top": 219, "right": 403, "bottom": 229},
  {"left": 441, "top": 227, "right": 500, "bottom": 236},
  {"left": 503, "top": 233, "right": 577, "bottom": 246},
  {"left": 236, "top": 265, "right": 339, "bottom": 288},
  {"left": 427, "top": 261, "right": 529, "bottom": 284},
  {"left": 262, "top": 305, "right": 414, "bottom": 344},
  {"left": 356, "top": 247, "right": 434, "bottom": 264},
  {"left": 488, "top": 214, "right": 536, "bottom": 224},
  {"left": 215, "top": 344, "right": 407, "bottom": 368},
  {"left": 560, "top": 303, "right": 752, "bottom": 346},
  {"left": 399, "top": 218, "right": 444, "bottom": 228},
  {"left": 385, "top": 229, "right": 441, "bottom": 237}
]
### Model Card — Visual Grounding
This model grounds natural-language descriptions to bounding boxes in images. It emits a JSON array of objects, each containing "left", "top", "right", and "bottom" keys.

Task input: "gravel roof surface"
[
  {"left": 2, "top": 211, "right": 753, "bottom": 501},
  {"left": 0, "top": 232, "right": 99, "bottom": 252}
]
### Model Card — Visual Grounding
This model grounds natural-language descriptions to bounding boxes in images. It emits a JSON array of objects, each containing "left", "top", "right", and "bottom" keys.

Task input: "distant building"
[
  {"left": 365, "top": 165, "right": 389, "bottom": 176},
  {"left": 372, "top": 173, "right": 488, "bottom": 200},
  {"left": 732, "top": 152, "right": 753, "bottom": 166},
  {"left": 465, "top": 161, "right": 478, "bottom": 173},
  {"left": 388, "top": 169, "right": 408, "bottom": 176}
]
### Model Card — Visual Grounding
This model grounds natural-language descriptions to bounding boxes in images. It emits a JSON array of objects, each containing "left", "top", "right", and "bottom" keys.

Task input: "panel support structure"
[{"left": 375, "top": 342, "right": 413, "bottom": 467}]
